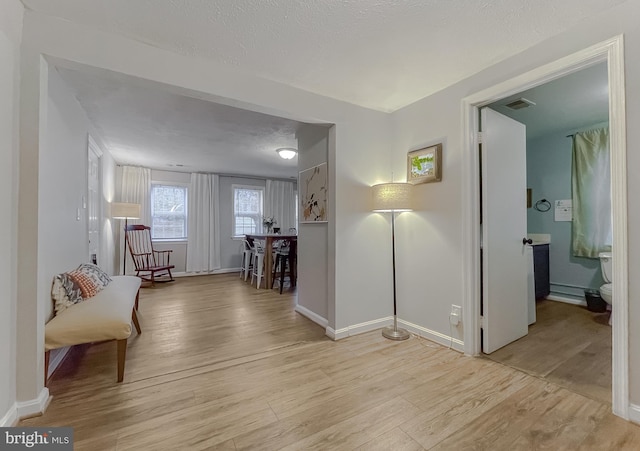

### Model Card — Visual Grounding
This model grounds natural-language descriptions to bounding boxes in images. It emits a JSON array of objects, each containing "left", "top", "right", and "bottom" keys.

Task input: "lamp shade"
[
  {"left": 111, "top": 202, "right": 141, "bottom": 219},
  {"left": 371, "top": 183, "right": 413, "bottom": 212}
]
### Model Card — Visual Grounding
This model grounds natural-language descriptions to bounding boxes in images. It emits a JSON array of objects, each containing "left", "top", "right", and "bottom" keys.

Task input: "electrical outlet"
[{"left": 450, "top": 305, "right": 462, "bottom": 325}]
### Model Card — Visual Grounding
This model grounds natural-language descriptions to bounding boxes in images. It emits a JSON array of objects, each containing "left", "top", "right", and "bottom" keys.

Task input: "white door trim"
[
  {"left": 461, "top": 35, "right": 628, "bottom": 419},
  {"left": 87, "top": 134, "right": 102, "bottom": 265}
]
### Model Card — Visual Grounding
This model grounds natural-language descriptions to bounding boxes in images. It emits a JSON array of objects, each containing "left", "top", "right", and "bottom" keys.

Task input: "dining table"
[{"left": 245, "top": 233, "right": 297, "bottom": 289}]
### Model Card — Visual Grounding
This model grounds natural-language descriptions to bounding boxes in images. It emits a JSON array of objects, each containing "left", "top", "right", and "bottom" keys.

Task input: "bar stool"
[
  {"left": 250, "top": 239, "right": 266, "bottom": 289},
  {"left": 240, "top": 239, "right": 254, "bottom": 281},
  {"left": 272, "top": 239, "right": 297, "bottom": 294}
]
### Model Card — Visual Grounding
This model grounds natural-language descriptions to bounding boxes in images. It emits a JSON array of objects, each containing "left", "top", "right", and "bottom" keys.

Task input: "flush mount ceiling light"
[{"left": 276, "top": 148, "right": 297, "bottom": 159}]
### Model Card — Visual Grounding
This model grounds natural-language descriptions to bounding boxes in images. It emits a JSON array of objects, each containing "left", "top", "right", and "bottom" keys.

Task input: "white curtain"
[
  {"left": 117, "top": 166, "right": 151, "bottom": 274},
  {"left": 571, "top": 127, "right": 611, "bottom": 258},
  {"left": 186, "top": 173, "right": 221, "bottom": 273},
  {"left": 119, "top": 166, "right": 152, "bottom": 225},
  {"left": 265, "top": 180, "right": 296, "bottom": 231}
]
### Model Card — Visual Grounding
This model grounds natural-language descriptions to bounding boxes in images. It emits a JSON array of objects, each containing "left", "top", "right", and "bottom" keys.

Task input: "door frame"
[
  {"left": 461, "top": 36, "right": 628, "bottom": 419},
  {"left": 87, "top": 134, "right": 103, "bottom": 264}
]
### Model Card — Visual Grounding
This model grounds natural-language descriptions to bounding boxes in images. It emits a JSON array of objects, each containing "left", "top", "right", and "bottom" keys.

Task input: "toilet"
[{"left": 598, "top": 251, "right": 612, "bottom": 325}]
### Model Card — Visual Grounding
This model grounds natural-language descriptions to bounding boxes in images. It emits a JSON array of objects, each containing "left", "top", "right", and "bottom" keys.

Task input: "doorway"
[
  {"left": 480, "top": 63, "right": 612, "bottom": 404},
  {"left": 87, "top": 135, "right": 102, "bottom": 266},
  {"left": 461, "top": 36, "right": 629, "bottom": 419}
]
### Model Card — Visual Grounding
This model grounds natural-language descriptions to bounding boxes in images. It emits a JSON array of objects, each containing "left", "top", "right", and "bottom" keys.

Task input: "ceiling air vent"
[{"left": 505, "top": 98, "right": 536, "bottom": 110}]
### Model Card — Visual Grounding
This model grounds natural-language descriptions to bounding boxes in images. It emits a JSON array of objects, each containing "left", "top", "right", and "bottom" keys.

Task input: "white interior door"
[
  {"left": 481, "top": 108, "right": 528, "bottom": 353},
  {"left": 88, "top": 137, "right": 101, "bottom": 265}
]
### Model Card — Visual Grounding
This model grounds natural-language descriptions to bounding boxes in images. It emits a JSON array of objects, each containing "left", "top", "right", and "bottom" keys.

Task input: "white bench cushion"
[{"left": 45, "top": 276, "right": 141, "bottom": 351}]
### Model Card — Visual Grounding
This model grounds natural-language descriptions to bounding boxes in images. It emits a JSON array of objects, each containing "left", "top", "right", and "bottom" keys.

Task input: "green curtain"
[{"left": 571, "top": 128, "right": 611, "bottom": 258}]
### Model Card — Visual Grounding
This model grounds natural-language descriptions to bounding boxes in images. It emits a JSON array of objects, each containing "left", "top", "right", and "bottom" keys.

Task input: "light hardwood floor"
[
  {"left": 485, "top": 299, "right": 612, "bottom": 405},
  {"left": 22, "top": 274, "right": 640, "bottom": 450}
]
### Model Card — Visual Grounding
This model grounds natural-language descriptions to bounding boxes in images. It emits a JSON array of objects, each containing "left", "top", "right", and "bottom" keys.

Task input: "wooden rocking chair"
[{"left": 125, "top": 224, "right": 175, "bottom": 285}]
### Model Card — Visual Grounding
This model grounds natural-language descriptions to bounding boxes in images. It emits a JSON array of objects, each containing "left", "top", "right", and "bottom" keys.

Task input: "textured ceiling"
[
  {"left": 56, "top": 67, "right": 306, "bottom": 179},
  {"left": 490, "top": 63, "right": 609, "bottom": 140},
  {"left": 23, "top": 0, "right": 628, "bottom": 112}
]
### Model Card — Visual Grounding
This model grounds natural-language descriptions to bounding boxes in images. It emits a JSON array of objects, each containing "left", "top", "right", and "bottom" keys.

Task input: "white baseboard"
[
  {"left": 399, "top": 319, "right": 464, "bottom": 352},
  {"left": 294, "top": 304, "right": 328, "bottom": 328},
  {"left": 629, "top": 403, "right": 640, "bottom": 425},
  {"left": 173, "top": 268, "right": 240, "bottom": 278},
  {"left": 0, "top": 403, "right": 18, "bottom": 427},
  {"left": 48, "top": 346, "right": 71, "bottom": 378},
  {"left": 16, "top": 388, "right": 50, "bottom": 420},
  {"left": 326, "top": 317, "right": 392, "bottom": 341},
  {"left": 546, "top": 294, "right": 587, "bottom": 307},
  {"left": 325, "top": 316, "right": 464, "bottom": 352}
]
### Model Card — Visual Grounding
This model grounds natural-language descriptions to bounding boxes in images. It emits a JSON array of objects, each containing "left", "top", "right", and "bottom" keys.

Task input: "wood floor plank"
[
  {"left": 355, "top": 427, "right": 425, "bottom": 451},
  {"left": 401, "top": 368, "right": 531, "bottom": 448},
  {"left": 234, "top": 371, "right": 425, "bottom": 450},
  {"left": 486, "top": 299, "right": 613, "bottom": 406},
  {"left": 19, "top": 274, "right": 640, "bottom": 450},
  {"left": 577, "top": 412, "right": 640, "bottom": 450},
  {"left": 277, "top": 397, "right": 422, "bottom": 451},
  {"left": 428, "top": 379, "right": 563, "bottom": 450},
  {"left": 545, "top": 339, "right": 611, "bottom": 405}
]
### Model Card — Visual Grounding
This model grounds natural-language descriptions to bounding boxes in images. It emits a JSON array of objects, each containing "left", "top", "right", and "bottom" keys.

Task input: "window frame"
[
  {"left": 150, "top": 182, "right": 189, "bottom": 241},
  {"left": 232, "top": 184, "right": 264, "bottom": 239}
]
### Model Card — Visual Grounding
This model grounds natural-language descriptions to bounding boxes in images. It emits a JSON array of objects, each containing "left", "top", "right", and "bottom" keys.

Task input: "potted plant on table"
[{"left": 262, "top": 216, "right": 277, "bottom": 234}]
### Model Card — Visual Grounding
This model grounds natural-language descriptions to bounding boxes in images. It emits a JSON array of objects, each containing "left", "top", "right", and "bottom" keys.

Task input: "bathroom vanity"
[
  {"left": 532, "top": 243, "right": 550, "bottom": 299},
  {"left": 526, "top": 235, "right": 551, "bottom": 325}
]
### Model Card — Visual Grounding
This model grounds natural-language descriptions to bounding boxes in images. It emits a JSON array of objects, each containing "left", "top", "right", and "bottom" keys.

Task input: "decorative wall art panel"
[
  {"left": 407, "top": 143, "right": 442, "bottom": 184},
  {"left": 300, "top": 163, "right": 328, "bottom": 223}
]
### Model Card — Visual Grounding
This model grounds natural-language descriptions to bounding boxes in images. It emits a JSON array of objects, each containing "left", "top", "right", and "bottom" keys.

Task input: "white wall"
[
  {"left": 392, "top": 0, "right": 640, "bottom": 404},
  {"left": 15, "top": 51, "right": 115, "bottom": 408},
  {"left": 0, "top": 0, "right": 23, "bottom": 426},
  {"left": 100, "top": 149, "right": 117, "bottom": 276},
  {"left": 40, "top": 68, "right": 114, "bottom": 321},
  {"left": 17, "top": 9, "right": 393, "bottom": 406},
  {"left": 38, "top": 68, "right": 117, "bottom": 381},
  {"left": 297, "top": 125, "right": 329, "bottom": 322}
]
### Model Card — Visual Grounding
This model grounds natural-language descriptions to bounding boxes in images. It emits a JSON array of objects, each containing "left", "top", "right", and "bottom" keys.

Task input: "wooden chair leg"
[
  {"left": 280, "top": 255, "right": 287, "bottom": 294},
  {"left": 132, "top": 309, "right": 142, "bottom": 335},
  {"left": 44, "top": 350, "right": 50, "bottom": 387},
  {"left": 290, "top": 254, "right": 297, "bottom": 287},
  {"left": 134, "top": 290, "right": 140, "bottom": 311},
  {"left": 117, "top": 339, "right": 127, "bottom": 382},
  {"left": 271, "top": 254, "right": 279, "bottom": 289}
]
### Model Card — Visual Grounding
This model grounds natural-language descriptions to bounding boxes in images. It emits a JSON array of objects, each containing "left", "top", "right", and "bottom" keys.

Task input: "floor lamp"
[
  {"left": 372, "top": 182, "right": 413, "bottom": 341},
  {"left": 111, "top": 202, "right": 141, "bottom": 275}
]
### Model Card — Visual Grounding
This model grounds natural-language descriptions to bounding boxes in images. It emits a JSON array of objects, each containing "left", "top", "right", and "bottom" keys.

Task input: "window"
[
  {"left": 233, "top": 185, "right": 264, "bottom": 237},
  {"left": 151, "top": 184, "right": 187, "bottom": 240}
]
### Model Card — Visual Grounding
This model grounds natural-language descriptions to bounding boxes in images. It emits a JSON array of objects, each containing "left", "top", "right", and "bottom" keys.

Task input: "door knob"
[{"left": 523, "top": 238, "right": 533, "bottom": 245}]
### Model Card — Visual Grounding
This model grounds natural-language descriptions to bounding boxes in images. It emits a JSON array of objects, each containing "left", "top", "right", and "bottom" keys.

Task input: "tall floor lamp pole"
[
  {"left": 372, "top": 182, "right": 413, "bottom": 341},
  {"left": 111, "top": 202, "right": 141, "bottom": 275}
]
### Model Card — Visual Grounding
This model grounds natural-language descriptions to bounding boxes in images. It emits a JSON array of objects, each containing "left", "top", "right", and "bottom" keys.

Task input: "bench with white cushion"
[{"left": 44, "top": 275, "right": 142, "bottom": 383}]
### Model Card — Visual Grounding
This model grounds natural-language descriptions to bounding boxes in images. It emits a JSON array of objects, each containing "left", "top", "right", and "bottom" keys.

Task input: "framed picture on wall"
[
  {"left": 299, "top": 162, "right": 328, "bottom": 223},
  {"left": 407, "top": 143, "right": 442, "bottom": 184}
]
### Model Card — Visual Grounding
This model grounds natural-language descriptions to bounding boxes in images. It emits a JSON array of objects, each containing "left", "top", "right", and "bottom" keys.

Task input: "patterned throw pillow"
[
  {"left": 72, "top": 263, "right": 112, "bottom": 292},
  {"left": 51, "top": 263, "right": 112, "bottom": 315},
  {"left": 67, "top": 268, "right": 100, "bottom": 298},
  {"left": 52, "top": 273, "right": 85, "bottom": 315}
]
